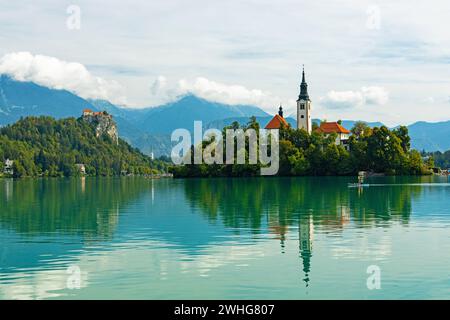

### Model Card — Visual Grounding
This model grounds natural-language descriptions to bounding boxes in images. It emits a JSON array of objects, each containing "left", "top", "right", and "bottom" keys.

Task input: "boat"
[
  {"left": 348, "top": 183, "right": 370, "bottom": 188},
  {"left": 348, "top": 171, "right": 369, "bottom": 188}
]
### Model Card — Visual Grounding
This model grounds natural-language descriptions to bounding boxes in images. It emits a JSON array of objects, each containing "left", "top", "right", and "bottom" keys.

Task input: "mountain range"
[{"left": 1, "top": 75, "right": 449, "bottom": 156}]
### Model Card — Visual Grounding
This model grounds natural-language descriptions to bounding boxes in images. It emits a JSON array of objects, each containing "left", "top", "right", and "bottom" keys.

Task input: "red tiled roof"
[
  {"left": 316, "top": 122, "right": 350, "bottom": 134},
  {"left": 83, "top": 109, "right": 92, "bottom": 113},
  {"left": 265, "top": 114, "right": 289, "bottom": 129}
]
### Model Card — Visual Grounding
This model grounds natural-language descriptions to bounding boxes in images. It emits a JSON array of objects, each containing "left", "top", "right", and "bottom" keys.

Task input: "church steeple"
[
  {"left": 278, "top": 104, "right": 283, "bottom": 117},
  {"left": 298, "top": 65, "right": 309, "bottom": 101},
  {"left": 296, "top": 65, "right": 312, "bottom": 133}
]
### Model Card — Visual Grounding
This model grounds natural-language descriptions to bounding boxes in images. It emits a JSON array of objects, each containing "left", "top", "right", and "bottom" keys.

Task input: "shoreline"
[{"left": 0, "top": 173, "right": 173, "bottom": 179}]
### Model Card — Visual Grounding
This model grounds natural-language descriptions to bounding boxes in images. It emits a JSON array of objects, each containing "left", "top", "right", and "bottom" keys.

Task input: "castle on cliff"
[{"left": 82, "top": 109, "right": 118, "bottom": 145}]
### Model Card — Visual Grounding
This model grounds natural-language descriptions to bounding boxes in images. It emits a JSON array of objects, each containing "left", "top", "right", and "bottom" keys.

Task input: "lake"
[{"left": 0, "top": 176, "right": 449, "bottom": 299}]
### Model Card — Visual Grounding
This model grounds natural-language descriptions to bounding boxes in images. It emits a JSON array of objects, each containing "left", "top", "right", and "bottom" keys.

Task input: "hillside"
[
  {"left": 406, "top": 121, "right": 450, "bottom": 152},
  {"left": 0, "top": 116, "right": 166, "bottom": 177},
  {"left": 131, "top": 94, "right": 269, "bottom": 134},
  {"left": 0, "top": 75, "right": 97, "bottom": 125}
]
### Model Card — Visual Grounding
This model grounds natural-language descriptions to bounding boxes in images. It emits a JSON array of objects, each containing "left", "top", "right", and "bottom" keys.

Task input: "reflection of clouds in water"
[
  {"left": 0, "top": 239, "right": 271, "bottom": 299},
  {"left": 191, "top": 244, "right": 266, "bottom": 276},
  {"left": 0, "top": 267, "right": 88, "bottom": 300},
  {"left": 329, "top": 234, "right": 392, "bottom": 261}
]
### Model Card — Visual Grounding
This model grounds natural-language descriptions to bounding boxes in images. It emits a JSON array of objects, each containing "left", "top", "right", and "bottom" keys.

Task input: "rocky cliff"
[{"left": 82, "top": 111, "right": 118, "bottom": 144}]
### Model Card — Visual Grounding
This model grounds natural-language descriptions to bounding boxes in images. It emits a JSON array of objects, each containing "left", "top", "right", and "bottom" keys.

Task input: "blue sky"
[{"left": 0, "top": 0, "right": 449, "bottom": 126}]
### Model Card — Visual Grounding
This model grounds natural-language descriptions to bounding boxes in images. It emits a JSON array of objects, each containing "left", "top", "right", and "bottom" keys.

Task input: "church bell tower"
[{"left": 297, "top": 66, "right": 312, "bottom": 134}]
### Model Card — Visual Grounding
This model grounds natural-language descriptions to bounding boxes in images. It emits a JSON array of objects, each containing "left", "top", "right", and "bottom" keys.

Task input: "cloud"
[
  {"left": 321, "top": 90, "right": 364, "bottom": 109},
  {"left": 321, "top": 86, "right": 389, "bottom": 109},
  {"left": 425, "top": 97, "right": 435, "bottom": 104},
  {"left": 150, "top": 76, "right": 291, "bottom": 111},
  {"left": 0, "top": 52, "right": 127, "bottom": 105},
  {"left": 150, "top": 76, "right": 168, "bottom": 95},
  {"left": 178, "top": 77, "right": 275, "bottom": 107},
  {"left": 361, "top": 86, "right": 389, "bottom": 105}
]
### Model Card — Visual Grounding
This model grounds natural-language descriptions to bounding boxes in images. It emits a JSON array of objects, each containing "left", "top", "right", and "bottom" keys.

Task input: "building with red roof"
[
  {"left": 83, "top": 109, "right": 94, "bottom": 116},
  {"left": 265, "top": 106, "right": 289, "bottom": 130},
  {"left": 315, "top": 122, "right": 350, "bottom": 150}
]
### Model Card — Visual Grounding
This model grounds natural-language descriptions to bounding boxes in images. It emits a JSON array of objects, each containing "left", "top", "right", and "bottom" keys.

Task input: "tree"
[
  {"left": 425, "top": 156, "right": 435, "bottom": 169},
  {"left": 312, "top": 122, "right": 319, "bottom": 131},
  {"left": 278, "top": 140, "right": 298, "bottom": 175},
  {"left": 230, "top": 121, "right": 240, "bottom": 130},
  {"left": 0, "top": 116, "right": 169, "bottom": 178},
  {"left": 351, "top": 121, "right": 370, "bottom": 138},
  {"left": 393, "top": 126, "right": 411, "bottom": 153},
  {"left": 170, "top": 118, "right": 429, "bottom": 178},
  {"left": 12, "top": 161, "right": 26, "bottom": 178},
  {"left": 246, "top": 116, "right": 260, "bottom": 131}
]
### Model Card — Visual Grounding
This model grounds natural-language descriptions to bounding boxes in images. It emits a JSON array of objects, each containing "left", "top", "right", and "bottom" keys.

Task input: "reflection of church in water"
[
  {"left": 268, "top": 206, "right": 350, "bottom": 288},
  {"left": 299, "top": 215, "right": 313, "bottom": 287},
  {"left": 268, "top": 213, "right": 313, "bottom": 287}
]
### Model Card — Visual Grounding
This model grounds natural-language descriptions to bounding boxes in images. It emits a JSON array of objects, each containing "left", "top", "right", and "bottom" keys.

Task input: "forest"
[
  {"left": 0, "top": 116, "right": 168, "bottom": 178},
  {"left": 425, "top": 150, "right": 450, "bottom": 169},
  {"left": 170, "top": 118, "right": 434, "bottom": 177}
]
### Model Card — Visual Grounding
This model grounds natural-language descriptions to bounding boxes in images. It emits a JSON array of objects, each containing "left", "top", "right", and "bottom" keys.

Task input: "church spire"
[
  {"left": 298, "top": 65, "right": 309, "bottom": 101},
  {"left": 278, "top": 104, "right": 283, "bottom": 117},
  {"left": 302, "top": 65, "right": 306, "bottom": 83}
]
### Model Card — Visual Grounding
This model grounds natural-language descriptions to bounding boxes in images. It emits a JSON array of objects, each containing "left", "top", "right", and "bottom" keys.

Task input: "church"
[{"left": 264, "top": 67, "right": 350, "bottom": 149}]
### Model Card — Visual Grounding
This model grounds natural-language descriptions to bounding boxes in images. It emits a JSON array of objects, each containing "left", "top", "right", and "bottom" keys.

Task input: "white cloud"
[
  {"left": 150, "top": 76, "right": 168, "bottom": 95},
  {"left": 425, "top": 97, "right": 435, "bottom": 104},
  {"left": 0, "top": 52, "right": 127, "bottom": 105},
  {"left": 178, "top": 77, "right": 276, "bottom": 107},
  {"left": 321, "top": 90, "right": 364, "bottom": 109},
  {"left": 321, "top": 86, "right": 389, "bottom": 109},
  {"left": 361, "top": 86, "right": 389, "bottom": 105},
  {"left": 150, "top": 76, "right": 291, "bottom": 112}
]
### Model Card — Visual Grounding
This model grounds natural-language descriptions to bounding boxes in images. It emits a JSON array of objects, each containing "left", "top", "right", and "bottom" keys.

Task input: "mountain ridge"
[{"left": 1, "top": 75, "right": 449, "bottom": 155}]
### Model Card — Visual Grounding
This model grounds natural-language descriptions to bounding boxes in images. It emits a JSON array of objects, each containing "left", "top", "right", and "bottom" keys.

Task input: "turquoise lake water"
[{"left": 0, "top": 176, "right": 449, "bottom": 299}]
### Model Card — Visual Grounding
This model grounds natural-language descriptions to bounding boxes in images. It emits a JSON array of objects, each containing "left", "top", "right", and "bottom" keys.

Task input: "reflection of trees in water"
[
  {"left": 0, "top": 177, "right": 153, "bottom": 238},
  {"left": 348, "top": 176, "right": 433, "bottom": 227},
  {"left": 349, "top": 185, "right": 419, "bottom": 226},
  {"left": 184, "top": 177, "right": 418, "bottom": 231},
  {"left": 184, "top": 176, "right": 423, "bottom": 287}
]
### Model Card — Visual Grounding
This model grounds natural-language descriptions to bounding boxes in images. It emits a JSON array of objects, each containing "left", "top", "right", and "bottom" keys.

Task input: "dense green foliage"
[
  {"left": 171, "top": 119, "right": 432, "bottom": 177},
  {"left": 0, "top": 116, "right": 168, "bottom": 177},
  {"left": 425, "top": 150, "right": 450, "bottom": 169}
]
